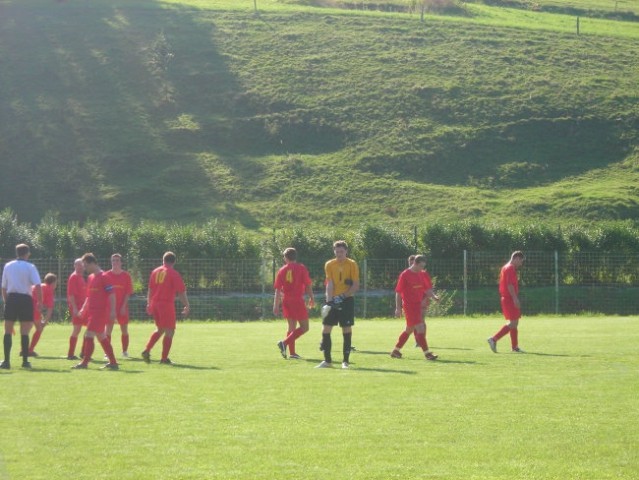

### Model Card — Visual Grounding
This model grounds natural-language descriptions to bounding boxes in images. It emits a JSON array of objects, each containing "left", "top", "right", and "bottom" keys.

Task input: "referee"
[{"left": 1, "top": 244, "right": 43, "bottom": 369}]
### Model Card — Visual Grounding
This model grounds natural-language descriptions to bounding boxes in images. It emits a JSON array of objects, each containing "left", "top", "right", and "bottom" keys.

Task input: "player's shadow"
[
  {"left": 161, "top": 364, "right": 220, "bottom": 370},
  {"left": 426, "top": 358, "right": 481, "bottom": 365},
  {"left": 431, "top": 346, "right": 474, "bottom": 351},
  {"left": 518, "top": 351, "right": 575, "bottom": 358},
  {"left": 356, "top": 350, "right": 393, "bottom": 356},
  {"left": 353, "top": 367, "right": 418, "bottom": 375}
]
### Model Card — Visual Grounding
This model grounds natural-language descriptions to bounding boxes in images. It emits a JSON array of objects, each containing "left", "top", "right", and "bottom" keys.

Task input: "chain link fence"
[{"left": 2, "top": 251, "right": 637, "bottom": 321}]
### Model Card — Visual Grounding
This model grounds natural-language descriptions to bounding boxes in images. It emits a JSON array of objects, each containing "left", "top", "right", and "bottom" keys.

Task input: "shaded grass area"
[
  {"left": 0, "top": 0, "right": 638, "bottom": 227},
  {"left": 0, "top": 318, "right": 637, "bottom": 479}
]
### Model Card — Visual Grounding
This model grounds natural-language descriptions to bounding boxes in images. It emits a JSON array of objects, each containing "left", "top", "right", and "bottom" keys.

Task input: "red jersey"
[
  {"left": 499, "top": 263, "right": 519, "bottom": 296},
  {"left": 67, "top": 271, "right": 86, "bottom": 310},
  {"left": 86, "top": 271, "right": 114, "bottom": 313},
  {"left": 148, "top": 265, "right": 186, "bottom": 304},
  {"left": 274, "top": 262, "right": 312, "bottom": 299},
  {"left": 32, "top": 283, "right": 55, "bottom": 321},
  {"left": 395, "top": 269, "right": 431, "bottom": 305},
  {"left": 104, "top": 270, "right": 133, "bottom": 310}
]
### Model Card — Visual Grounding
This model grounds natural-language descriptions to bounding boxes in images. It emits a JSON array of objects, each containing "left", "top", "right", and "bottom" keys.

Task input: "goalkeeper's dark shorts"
[{"left": 322, "top": 296, "right": 355, "bottom": 328}]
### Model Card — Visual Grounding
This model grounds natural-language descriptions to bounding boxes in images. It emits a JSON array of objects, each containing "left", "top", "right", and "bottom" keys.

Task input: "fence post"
[
  {"left": 261, "top": 258, "right": 266, "bottom": 319},
  {"left": 554, "top": 250, "right": 559, "bottom": 315},
  {"left": 463, "top": 250, "right": 468, "bottom": 316},
  {"left": 362, "top": 258, "right": 368, "bottom": 319}
]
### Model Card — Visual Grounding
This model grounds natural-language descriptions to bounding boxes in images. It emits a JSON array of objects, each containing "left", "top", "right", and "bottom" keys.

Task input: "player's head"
[
  {"left": 333, "top": 240, "right": 348, "bottom": 260},
  {"left": 111, "top": 253, "right": 123, "bottom": 270},
  {"left": 511, "top": 251, "right": 525, "bottom": 266},
  {"left": 15, "top": 243, "right": 30, "bottom": 258},
  {"left": 283, "top": 247, "right": 297, "bottom": 262},
  {"left": 408, "top": 254, "right": 416, "bottom": 266},
  {"left": 81, "top": 253, "right": 99, "bottom": 273},
  {"left": 73, "top": 258, "right": 84, "bottom": 273},
  {"left": 413, "top": 255, "right": 427, "bottom": 267},
  {"left": 163, "top": 251, "right": 177, "bottom": 265},
  {"left": 44, "top": 272, "right": 57, "bottom": 286}
]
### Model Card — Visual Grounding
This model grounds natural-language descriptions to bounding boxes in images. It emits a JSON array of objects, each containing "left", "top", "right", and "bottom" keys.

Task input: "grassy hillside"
[{"left": 0, "top": 0, "right": 638, "bottom": 229}]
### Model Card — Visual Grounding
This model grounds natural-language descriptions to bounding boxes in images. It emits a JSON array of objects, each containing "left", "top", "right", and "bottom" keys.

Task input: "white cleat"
[
  {"left": 122, "top": 351, "right": 129, "bottom": 358},
  {"left": 487, "top": 338, "right": 497, "bottom": 353},
  {"left": 341, "top": 362, "right": 350, "bottom": 369},
  {"left": 315, "top": 361, "right": 332, "bottom": 368}
]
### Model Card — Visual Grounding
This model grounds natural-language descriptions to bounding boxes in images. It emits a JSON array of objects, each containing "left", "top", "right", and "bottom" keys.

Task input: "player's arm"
[
  {"left": 326, "top": 279, "right": 335, "bottom": 303},
  {"left": 177, "top": 291, "right": 190, "bottom": 317},
  {"left": 425, "top": 288, "right": 439, "bottom": 302},
  {"left": 108, "top": 291, "right": 117, "bottom": 322},
  {"left": 394, "top": 292, "right": 402, "bottom": 317},
  {"left": 507, "top": 283, "right": 520, "bottom": 309},
  {"left": 273, "top": 288, "right": 282, "bottom": 316},
  {"left": 305, "top": 283, "right": 315, "bottom": 309},
  {"left": 120, "top": 293, "right": 131, "bottom": 316}
]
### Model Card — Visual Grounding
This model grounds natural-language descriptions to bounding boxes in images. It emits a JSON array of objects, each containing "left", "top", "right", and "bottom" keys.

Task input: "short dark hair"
[
  {"left": 414, "top": 255, "right": 427, "bottom": 265},
  {"left": 511, "top": 251, "right": 525, "bottom": 261},
  {"left": 44, "top": 273, "right": 57, "bottom": 285},
  {"left": 16, "top": 244, "right": 30, "bottom": 257},
  {"left": 163, "top": 251, "right": 176, "bottom": 264},
  {"left": 283, "top": 248, "right": 297, "bottom": 261},
  {"left": 81, "top": 253, "right": 97, "bottom": 264},
  {"left": 333, "top": 240, "right": 348, "bottom": 250}
]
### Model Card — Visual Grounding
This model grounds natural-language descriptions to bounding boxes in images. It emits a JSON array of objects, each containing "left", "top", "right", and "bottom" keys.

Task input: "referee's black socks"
[
  {"left": 3, "top": 333, "right": 11, "bottom": 361},
  {"left": 343, "top": 332, "right": 352, "bottom": 363},
  {"left": 322, "top": 333, "right": 332, "bottom": 363},
  {"left": 21, "top": 335, "right": 29, "bottom": 362}
]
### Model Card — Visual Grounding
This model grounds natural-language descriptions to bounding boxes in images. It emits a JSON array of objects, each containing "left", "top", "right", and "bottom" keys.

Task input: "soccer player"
[
  {"left": 488, "top": 251, "right": 525, "bottom": 353},
  {"left": 1, "top": 244, "right": 43, "bottom": 369},
  {"left": 391, "top": 255, "right": 439, "bottom": 361},
  {"left": 104, "top": 253, "right": 133, "bottom": 358},
  {"left": 66, "top": 258, "right": 87, "bottom": 360},
  {"left": 316, "top": 240, "right": 359, "bottom": 369},
  {"left": 141, "top": 251, "right": 189, "bottom": 365},
  {"left": 275, "top": 248, "right": 315, "bottom": 359},
  {"left": 72, "top": 253, "right": 119, "bottom": 370},
  {"left": 26, "top": 273, "right": 57, "bottom": 357}
]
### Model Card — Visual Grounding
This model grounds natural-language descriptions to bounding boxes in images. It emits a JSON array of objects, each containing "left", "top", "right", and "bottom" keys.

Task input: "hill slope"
[{"left": 0, "top": 0, "right": 638, "bottom": 228}]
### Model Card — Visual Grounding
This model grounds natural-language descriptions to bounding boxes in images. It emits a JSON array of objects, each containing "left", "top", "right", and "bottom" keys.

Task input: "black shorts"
[
  {"left": 3, "top": 293, "right": 34, "bottom": 322},
  {"left": 323, "top": 296, "right": 355, "bottom": 328}
]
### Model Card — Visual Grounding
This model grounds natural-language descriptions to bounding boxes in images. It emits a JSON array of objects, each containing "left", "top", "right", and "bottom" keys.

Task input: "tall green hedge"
[{"left": 0, "top": 209, "right": 637, "bottom": 261}]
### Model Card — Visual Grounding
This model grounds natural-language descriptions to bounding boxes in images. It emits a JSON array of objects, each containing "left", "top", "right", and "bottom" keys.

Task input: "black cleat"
[
  {"left": 0, "top": 361, "right": 11, "bottom": 370},
  {"left": 100, "top": 363, "right": 119, "bottom": 370},
  {"left": 22, "top": 361, "right": 33, "bottom": 369},
  {"left": 141, "top": 350, "right": 151, "bottom": 363},
  {"left": 159, "top": 358, "right": 174, "bottom": 365},
  {"left": 277, "top": 341, "right": 287, "bottom": 359},
  {"left": 67, "top": 355, "right": 80, "bottom": 360}
]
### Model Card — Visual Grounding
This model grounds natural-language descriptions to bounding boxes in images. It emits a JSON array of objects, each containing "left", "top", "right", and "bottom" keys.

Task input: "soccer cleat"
[
  {"left": 71, "top": 363, "right": 88, "bottom": 369},
  {"left": 350, "top": 346, "right": 356, "bottom": 351},
  {"left": 487, "top": 338, "right": 497, "bottom": 353},
  {"left": 277, "top": 340, "right": 287, "bottom": 359},
  {"left": 159, "top": 358, "right": 174, "bottom": 365},
  {"left": 101, "top": 363, "right": 119, "bottom": 370},
  {"left": 425, "top": 351, "right": 439, "bottom": 361},
  {"left": 288, "top": 353, "right": 302, "bottom": 359},
  {"left": 315, "top": 361, "right": 332, "bottom": 368},
  {"left": 22, "top": 361, "right": 32, "bottom": 369},
  {"left": 0, "top": 361, "right": 10, "bottom": 370},
  {"left": 341, "top": 362, "right": 350, "bottom": 369},
  {"left": 67, "top": 355, "right": 80, "bottom": 361},
  {"left": 141, "top": 350, "right": 151, "bottom": 363},
  {"left": 390, "top": 349, "right": 402, "bottom": 359},
  {"left": 512, "top": 347, "right": 525, "bottom": 353},
  {"left": 28, "top": 351, "right": 38, "bottom": 357},
  {"left": 122, "top": 351, "right": 129, "bottom": 358}
]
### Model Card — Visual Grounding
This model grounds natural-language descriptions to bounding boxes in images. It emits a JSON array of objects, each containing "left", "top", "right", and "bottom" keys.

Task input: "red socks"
[
  {"left": 493, "top": 325, "right": 511, "bottom": 342},
  {"left": 395, "top": 331, "right": 410, "bottom": 350},
  {"left": 284, "top": 328, "right": 307, "bottom": 355},
  {"left": 81, "top": 338, "right": 95, "bottom": 366},
  {"left": 510, "top": 328, "right": 519, "bottom": 349},
  {"left": 415, "top": 332, "right": 428, "bottom": 351},
  {"left": 29, "top": 330, "right": 42, "bottom": 352},
  {"left": 146, "top": 331, "right": 163, "bottom": 352},
  {"left": 99, "top": 337, "right": 117, "bottom": 364},
  {"left": 122, "top": 334, "right": 130, "bottom": 353},
  {"left": 161, "top": 336, "right": 173, "bottom": 361},
  {"left": 68, "top": 336, "right": 78, "bottom": 357}
]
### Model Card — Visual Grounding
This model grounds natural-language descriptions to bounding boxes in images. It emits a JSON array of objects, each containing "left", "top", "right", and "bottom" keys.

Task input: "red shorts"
[
  {"left": 151, "top": 302, "right": 176, "bottom": 330},
  {"left": 282, "top": 298, "right": 308, "bottom": 321},
  {"left": 404, "top": 303, "right": 424, "bottom": 327},
  {"left": 86, "top": 310, "right": 109, "bottom": 333},
  {"left": 501, "top": 296, "right": 521, "bottom": 321},
  {"left": 70, "top": 309, "right": 89, "bottom": 326}
]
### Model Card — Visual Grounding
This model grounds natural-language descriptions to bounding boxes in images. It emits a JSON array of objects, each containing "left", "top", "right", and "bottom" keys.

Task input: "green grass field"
[{"left": 1, "top": 317, "right": 637, "bottom": 479}]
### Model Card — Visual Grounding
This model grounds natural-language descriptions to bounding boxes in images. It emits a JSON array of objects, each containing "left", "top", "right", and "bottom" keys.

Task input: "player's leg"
[
  {"left": 1, "top": 320, "right": 16, "bottom": 368},
  {"left": 120, "top": 322, "right": 130, "bottom": 357},
  {"left": 28, "top": 321, "right": 45, "bottom": 355},
  {"left": 76, "top": 330, "right": 96, "bottom": 368},
  {"left": 160, "top": 328, "right": 175, "bottom": 363},
  {"left": 96, "top": 329, "right": 118, "bottom": 366},
  {"left": 285, "top": 318, "right": 297, "bottom": 356},
  {"left": 391, "top": 325, "right": 414, "bottom": 358},
  {"left": 508, "top": 319, "right": 521, "bottom": 351},
  {"left": 68, "top": 323, "right": 82, "bottom": 359},
  {"left": 414, "top": 322, "right": 438, "bottom": 360},
  {"left": 285, "top": 319, "right": 309, "bottom": 359},
  {"left": 317, "top": 323, "right": 334, "bottom": 367}
]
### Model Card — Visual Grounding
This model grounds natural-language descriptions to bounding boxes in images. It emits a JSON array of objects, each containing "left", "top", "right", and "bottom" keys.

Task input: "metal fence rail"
[{"left": 2, "top": 251, "right": 637, "bottom": 321}]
